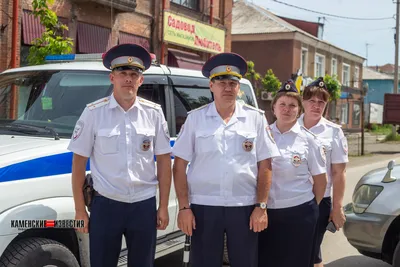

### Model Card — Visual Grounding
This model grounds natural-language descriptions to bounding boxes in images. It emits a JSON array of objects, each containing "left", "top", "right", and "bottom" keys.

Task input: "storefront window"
[
  {"left": 340, "top": 103, "right": 349, "bottom": 125},
  {"left": 170, "top": 0, "right": 199, "bottom": 10}
]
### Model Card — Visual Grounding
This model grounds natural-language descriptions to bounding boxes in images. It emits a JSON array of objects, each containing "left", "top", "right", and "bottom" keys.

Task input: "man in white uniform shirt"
[
  {"left": 299, "top": 77, "right": 349, "bottom": 267},
  {"left": 68, "top": 44, "right": 172, "bottom": 267},
  {"left": 172, "top": 52, "right": 280, "bottom": 267}
]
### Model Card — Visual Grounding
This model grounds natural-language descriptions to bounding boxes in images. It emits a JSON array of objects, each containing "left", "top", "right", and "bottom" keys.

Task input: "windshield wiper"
[{"left": 0, "top": 123, "right": 60, "bottom": 140}]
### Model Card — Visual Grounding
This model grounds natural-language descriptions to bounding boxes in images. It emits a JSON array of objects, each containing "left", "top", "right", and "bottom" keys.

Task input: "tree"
[
  {"left": 27, "top": 0, "right": 73, "bottom": 65},
  {"left": 245, "top": 61, "right": 261, "bottom": 96},
  {"left": 323, "top": 74, "right": 341, "bottom": 101},
  {"left": 261, "top": 69, "right": 281, "bottom": 97}
]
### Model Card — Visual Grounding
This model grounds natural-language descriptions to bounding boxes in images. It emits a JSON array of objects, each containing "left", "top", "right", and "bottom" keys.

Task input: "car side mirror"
[{"left": 382, "top": 160, "right": 396, "bottom": 183}]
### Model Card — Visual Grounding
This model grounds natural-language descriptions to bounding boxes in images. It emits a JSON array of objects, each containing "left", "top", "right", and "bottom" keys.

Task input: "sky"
[{"left": 251, "top": 0, "right": 397, "bottom": 67}]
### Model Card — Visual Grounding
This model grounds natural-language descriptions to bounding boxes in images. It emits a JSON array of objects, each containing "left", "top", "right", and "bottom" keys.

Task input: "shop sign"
[{"left": 163, "top": 11, "right": 225, "bottom": 54}]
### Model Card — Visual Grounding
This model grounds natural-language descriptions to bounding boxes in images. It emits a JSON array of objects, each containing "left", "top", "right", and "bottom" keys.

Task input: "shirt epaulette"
[
  {"left": 138, "top": 97, "right": 161, "bottom": 109},
  {"left": 322, "top": 117, "right": 342, "bottom": 128},
  {"left": 187, "top": 103, "right": 210, "bottom": 114},
  {"left": 242, "top": 103, "right": 265, "bottom": 114},
  {"left": 86, "top": 97, "right": 110, "bottom": 110},
  {"left": 301, "top": 125, "right": 318, "bottom": 139}
]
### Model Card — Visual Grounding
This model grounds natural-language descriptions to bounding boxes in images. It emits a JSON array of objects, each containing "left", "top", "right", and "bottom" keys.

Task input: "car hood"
[{"left": 355, "top": 164, "right": 400, "bottom": 190}]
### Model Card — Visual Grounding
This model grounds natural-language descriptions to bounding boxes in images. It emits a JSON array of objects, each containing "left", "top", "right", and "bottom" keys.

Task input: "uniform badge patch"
[
  {"left": 141, "top": 138, "right": 151, "bottom": 151},
  {"left": 72, "top": 120, "right": 84, "bottom": 141},
  {"left": 266, "top": 125, "right": 275, "bottom": 144},
  {"left": 320, "top": 145, "right": 326, "bottom": 163},
  {"left": 292, "top": 153, "right": 301, "bottom": 167},
  {"left": 242, "top": 139, "right": 254, "bottom": 152},
  {"left": 341, "top": 137, "right": 348, "bottom": 154}
]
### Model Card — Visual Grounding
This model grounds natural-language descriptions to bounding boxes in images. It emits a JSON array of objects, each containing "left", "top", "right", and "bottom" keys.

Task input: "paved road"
[{"left": 155, "top": 153, "right": 400, "bottom": 267}]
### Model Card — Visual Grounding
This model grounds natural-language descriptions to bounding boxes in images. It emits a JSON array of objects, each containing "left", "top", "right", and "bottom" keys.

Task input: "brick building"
[
  {"left": 231, "top": 0, "right": 365, "bottom": 131},
  {"left": 0, "top": 0, "right": 233, "bottom": 72}
]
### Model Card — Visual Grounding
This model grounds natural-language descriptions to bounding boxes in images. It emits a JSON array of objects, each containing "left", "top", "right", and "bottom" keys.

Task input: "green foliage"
[
  {"left": 262, "top": 69, "right": 281, "bottom": 97},
  {"left": 28, "top": 0, "right": 73, "bottom": 65},
  {"left": 245, "top": 61, "right": 262, "bottom": 96},
  {"left": 384, "top": 132, "right": 400, "bottom": 142},
  {"left": 323, "top": 74, "right": 341, "bottom": 101}
]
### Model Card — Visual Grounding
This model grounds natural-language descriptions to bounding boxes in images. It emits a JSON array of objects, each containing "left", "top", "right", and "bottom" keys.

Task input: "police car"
[
  {"left": 343, "top": 160, "right": 400, "bottom": 267},
  {"left": 0, "top": 54, "right": 258, "bottom": 266}
]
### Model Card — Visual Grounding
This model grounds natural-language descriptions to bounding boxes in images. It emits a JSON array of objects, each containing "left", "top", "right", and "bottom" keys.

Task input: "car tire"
[
  {"left": 0, "top": 237, "right": 80, "bottom": 267},
  {"left": 223, "top": 233, "right": 230, "bottom": 265},
  {"left": 394, "top": 240, "right": 400, "bottom": 267}
]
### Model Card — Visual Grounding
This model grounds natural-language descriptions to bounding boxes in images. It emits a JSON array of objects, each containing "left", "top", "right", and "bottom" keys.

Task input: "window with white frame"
[
  {"left": 340, "top": 103, "right": 348, "bottom": 124},
  {"left": 331, "top": 58, "right": 338, "bottom": 77},
  {"left": 300, "top": 48, "right": 308, "bottom": 75},
  {"left": 354, "top": 67, "right": 360, "bottom": 88},
  {"left": 342, "top": 63, "right": 350, "bottom": 86},
  {"left": 315, "top": 54, "right": 325, "bottom": 78},
  {"left": 170, "top": 0, "right": 198, "bottom": 10}
]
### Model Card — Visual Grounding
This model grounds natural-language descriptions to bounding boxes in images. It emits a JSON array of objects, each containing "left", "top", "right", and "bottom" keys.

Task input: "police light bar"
[{"left": 44, "top": 53, "right": 104, "bottom": 63}]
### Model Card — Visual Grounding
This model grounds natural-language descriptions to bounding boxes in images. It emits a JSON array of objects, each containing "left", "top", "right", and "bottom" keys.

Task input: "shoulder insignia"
[
  {"left": 243, "top": 103, "right": 265, "bottom": 114},
  {"left": 138, "top": 97, "right": 161, "bottom": 109},
  {"left": 187, "top": 103, "right": 210, "bottom": 114},
  {"left": 86, "top": 97, "right": 109, "bottom": 110},
  {"left": 322, "top": 117, "right": 342, "bottom": 128},
  {"left": 301, "top": 125, "right": 317, "bottom": 139}
]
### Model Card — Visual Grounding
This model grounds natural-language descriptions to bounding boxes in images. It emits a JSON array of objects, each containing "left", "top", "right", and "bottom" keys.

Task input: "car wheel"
[
  {"left": 223, "top": 233, "right": 230, "bottom": 265},
  {"left": 0, "top": 237, "right": 80, "bottom": 267},
  {"left": 394, "top": 240, "right": 400, "bottom": 267}
]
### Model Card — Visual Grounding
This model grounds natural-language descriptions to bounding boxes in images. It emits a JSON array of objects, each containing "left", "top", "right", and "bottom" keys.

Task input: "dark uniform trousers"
[
  {"left": 190, "top": 204, "right": 258, "bottom": 267},
  {"left": 258, "top": 198, "right": 319, "bottom": 267},
  {"left": 89, "top": 194, "right": 157, "bottom": 267},
  {"left": 312, "top": 196, "right": 332, "bottom": 264}
]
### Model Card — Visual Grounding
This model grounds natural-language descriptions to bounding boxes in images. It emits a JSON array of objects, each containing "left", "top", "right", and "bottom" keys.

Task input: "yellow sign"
[{"left": 163, "top": 11, "right": 225, "bottom": 54}]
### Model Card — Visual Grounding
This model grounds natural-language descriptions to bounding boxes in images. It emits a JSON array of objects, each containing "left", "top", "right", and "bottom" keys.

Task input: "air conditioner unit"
[{"left": 261, "top": 91, "right": 272, "bottom": 100}]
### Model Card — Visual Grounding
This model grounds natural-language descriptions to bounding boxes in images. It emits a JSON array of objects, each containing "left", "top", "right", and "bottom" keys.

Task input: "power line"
[{"left": 269, "top": 0, "right": 394, "bottom": 21}]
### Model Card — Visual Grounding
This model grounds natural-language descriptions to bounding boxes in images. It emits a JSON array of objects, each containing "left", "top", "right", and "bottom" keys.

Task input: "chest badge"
[
  {"left": 292, "top": 153, "right": 301, "bottom": 167},
  {"left": 141, "top": 138, "right": 151, "bottom": 151},
  {"left": 243, "top": 140, "right": 254, "bottom": 152}
]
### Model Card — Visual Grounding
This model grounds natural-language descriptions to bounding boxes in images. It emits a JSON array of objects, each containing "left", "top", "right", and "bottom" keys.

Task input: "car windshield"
[{"left": 0, "top": 70, "right": 113, "bottom": 138}]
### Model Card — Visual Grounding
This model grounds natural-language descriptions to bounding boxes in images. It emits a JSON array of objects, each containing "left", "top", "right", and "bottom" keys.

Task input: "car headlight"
[{"left": 352, "top": 185, "right": 383, "bottom": 214}]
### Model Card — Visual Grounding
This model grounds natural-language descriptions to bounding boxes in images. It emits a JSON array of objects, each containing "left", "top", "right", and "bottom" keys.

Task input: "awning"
[
  {"left": 22, "top": 10, "right": 68, "bottom": 45},
  {"left": 118, "top": 32, "right": 150, "bottom": 51},
  {"left": 167, "top": 48, "right": 205, "bottom": 71},
  {"left": 77, "top": 22, "right": 112, "bottom": 53}
]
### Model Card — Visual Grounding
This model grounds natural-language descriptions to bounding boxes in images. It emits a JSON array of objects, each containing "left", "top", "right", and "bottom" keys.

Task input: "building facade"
[
  {"left": 0, "top": 0, "right": 233, "bottom": 72},
  {"left": 231, "top": 0, "right": 365, "bottom": 131}
]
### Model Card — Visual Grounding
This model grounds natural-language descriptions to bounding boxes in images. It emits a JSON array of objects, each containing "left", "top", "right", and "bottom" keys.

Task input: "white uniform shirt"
[
  {"left": 171, "top": 101, "right": 280, "bottom": 207},
  {"left": 67, "top": 94, "right": 171, "bottom": 203},
  {"left": 268, "top": 121, "right": 326, "bottom": 209},
  {"left": 298, "top": 114, "right": 349, "bottom": 197}
]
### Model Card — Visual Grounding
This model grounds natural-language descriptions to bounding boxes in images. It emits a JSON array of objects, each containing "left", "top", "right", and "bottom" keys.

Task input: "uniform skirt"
[{"left": 258, "top": 198, "right": 319, "bottom": 267}]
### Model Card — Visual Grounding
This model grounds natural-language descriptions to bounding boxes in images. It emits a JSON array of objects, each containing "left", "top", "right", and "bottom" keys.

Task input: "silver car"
[{"left": 343, "top": 160, "right": 400, "bottom": 267}]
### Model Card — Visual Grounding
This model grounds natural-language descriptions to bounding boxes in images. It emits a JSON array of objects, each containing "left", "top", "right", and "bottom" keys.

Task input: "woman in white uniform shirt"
[{"left": 258, "top": 80, "right": 327, "bottom": 267}]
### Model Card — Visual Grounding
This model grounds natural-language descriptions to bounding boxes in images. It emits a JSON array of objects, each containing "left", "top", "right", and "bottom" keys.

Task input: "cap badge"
[
  {"left": 242, "top": 139, "right": 253, "bottom": 152},
  {"left": 141, "top": 138, "right": 151, "bottom": 151},
  {"left": 319, "top": 81, "right": 325, "bottom": 87},
  {"left": 127, "top": 57, "right": 133, "bottom": 63},
  {"left": 226, "top": 66, "right": 232, "bottom": 72},
  {"left": 285, "top": 84, "right": 291, "bottom": 90},
  {"left": 292, "top": 153, "right": 301, "bottom": 167}
]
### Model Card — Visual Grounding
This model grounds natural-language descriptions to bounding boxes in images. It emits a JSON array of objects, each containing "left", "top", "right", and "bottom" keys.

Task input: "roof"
[
  {"left": 363, "top": 67, "right": 394, "bottom": 80},
  {"left": 232, "top": 0, "right": 365, "bottom": 60}
]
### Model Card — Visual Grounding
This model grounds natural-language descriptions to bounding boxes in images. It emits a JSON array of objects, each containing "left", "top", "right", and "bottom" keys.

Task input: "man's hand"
[
  {"left": 177, "top": 209, "right": 196, "bottom": 236},
  {"left": 329, "top": 207, "right": 346, "bottom": 230},
  {"left": 249, "top": 207, "right": 268, "bottom": 232},
  {"left": 157, "top": 206, "right": 169, "bottom": 230},
  {"left": 75, "top": 210, "right": 89, "bottom": 233}
]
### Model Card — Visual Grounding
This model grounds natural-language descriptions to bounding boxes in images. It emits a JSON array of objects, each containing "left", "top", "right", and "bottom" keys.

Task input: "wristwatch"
[{"left": 255, "top": 202, "right": 267, "bottom": 209}]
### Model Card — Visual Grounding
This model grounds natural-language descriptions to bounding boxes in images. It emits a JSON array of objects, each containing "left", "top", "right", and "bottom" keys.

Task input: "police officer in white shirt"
[
  {"left": 258, "top": 79, "right": 327, "bottom": 267},
  {"left": 172, "top": 52, "right": 280, "bottom": 267},
  {"left": 299, "top": 77, "right": 349, "bottom": 267},
  {"left": 68, "top": 44, "right": 172, "bottom": 267}
]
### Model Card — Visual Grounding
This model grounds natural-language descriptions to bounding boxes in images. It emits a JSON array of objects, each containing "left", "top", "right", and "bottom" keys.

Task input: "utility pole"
[
  {"left": 393, "top": 0, "right": 400, "bottom": 136},
  {"left": 365, "top": 43, "right": 370, "bottom": 66}
]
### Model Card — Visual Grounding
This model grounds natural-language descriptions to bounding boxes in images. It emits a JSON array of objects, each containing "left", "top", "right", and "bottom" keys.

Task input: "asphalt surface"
[{"left": 155, "top": 153, "right": 400, "bottom": 267}]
